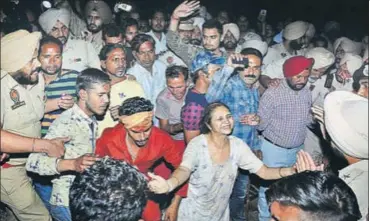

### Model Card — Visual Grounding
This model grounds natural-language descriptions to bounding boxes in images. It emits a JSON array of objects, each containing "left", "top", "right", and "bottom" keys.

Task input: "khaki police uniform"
[
  {"left": 62, "top": 37, "right": 101, "bottom": 72},
  {"left": 1, "top": 70, "right": 51, "bottom": 221}
]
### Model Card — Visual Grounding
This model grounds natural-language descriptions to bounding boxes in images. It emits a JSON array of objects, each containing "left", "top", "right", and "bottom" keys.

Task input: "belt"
[
  {"left": 263, "top": 137, "right": 285, "bottom": 149},
  {"left": 263, "top": 137, "right": 302, "bottom": 149}
]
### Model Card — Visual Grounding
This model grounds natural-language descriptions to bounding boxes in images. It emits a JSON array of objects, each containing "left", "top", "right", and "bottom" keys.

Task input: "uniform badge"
[{"left": 9, "top": 89, "right": 26, "bottom": 110}]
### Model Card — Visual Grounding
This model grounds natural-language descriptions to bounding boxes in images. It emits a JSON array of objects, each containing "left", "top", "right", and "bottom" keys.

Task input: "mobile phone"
[
  {"left": 232, "top": 58, "right": 249, "bottom": 65},
  {"left": 114, "top": 3, "right": 132, "bottom": 13},
  {"left": 324, "top": 73, "right": 334, "bottom": 88},
  {"left": 258, "top": 9, "right": 267, "bottom": 22}
]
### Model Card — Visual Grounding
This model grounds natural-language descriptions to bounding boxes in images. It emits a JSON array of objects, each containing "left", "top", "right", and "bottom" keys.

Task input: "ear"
[
  {"left": 133, "top": 51, "right": 138, "bottom": 60},
  {"left": 100, "top": 60, "right": 107, "bottom": 69},
  {"left": 149, "top": 19, "right": 152, "bottom": 26},
  {"left": 78, "top": 89, "right": 88, "bottom": 101}
]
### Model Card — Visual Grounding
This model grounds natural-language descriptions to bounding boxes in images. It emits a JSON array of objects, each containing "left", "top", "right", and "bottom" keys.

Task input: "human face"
[
  {"left": 138, "top": 20, "right": 150, "bottom": 33},
  {"left": 217, "top": 11, "right": 229, "bottom": 25},
  {"left": 203, "top": 28, "right": 221, "bottom": 51},
  {"left": 178, "top": 29, "right": 193, "bottom": 43},
  {"left": 126, "top": 124, "right": 153, "bottom": 147},
  {"left": 335, "top": 45, "right": 345, "bottom": 63},
  {"left": 87, "top": 10, "right": 103, "bottom": 33},
  {"left": 309, "top": 65, "right": 330, "bottom": 82},
  {"left": 84, "top": 83, "right": 110, "bottom": 116},
  {"left": 38, "top": 43, "right": 62, "bottom": 75},
  {"left": 12, "top": 49, "right": 41, "bottom": 85},
  {"left": 222, "top": 30, "right": 238, "bottom": 50},
  {"left": 125, "top": 25, "right": 138, "bottom": 44},
  {"left": 49, "top": 20, "right": 69, "bottom": 45},
  {"left": 208, "top": 106, "right": 234, "bottom": 135},
  {"left": 150, "top": 12, "right": 165, "bottom": 33},
  {"left": 191, "top": 26, "right": 202, "bottom": 45},
  {"left": 336, "top": 63, "right": 351, "bottom": 83},
  {"left": 270, "top": 201, "right": 301, "bottom": 221},
  {"left": 103, "top": 48, "right": 126, "bottom": 78},
  {"left": 130, "top": 12, "right": 140, "bottom": 21},
  {"left": 265, "top": 24, "right": 274, "bottom": 37},
  {"left": 134, "top": 41, "right": 156, "bottom": 68},
  {"left": 167, "top": 74, "right": 187, "bottom": 100},
  {"left": 286, "top": 69, "right": 310, "bottom": 91},
  {"left": 104, "top": 34, "right": 123, "bottom": 45},
  {"left": 237, "top": 16, "right": 249, "bottom": 32},
  {"left": 238, "top": 55, "right": 262, "bottom": 86}
]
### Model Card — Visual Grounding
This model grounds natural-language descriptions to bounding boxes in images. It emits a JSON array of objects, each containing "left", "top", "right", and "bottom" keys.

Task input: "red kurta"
[{"left": 96, "top": 123, "right": 187, "bottom": 221}]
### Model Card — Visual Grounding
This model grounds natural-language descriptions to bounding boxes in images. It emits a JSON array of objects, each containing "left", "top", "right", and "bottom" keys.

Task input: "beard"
[
  {"left": 113, "top": 67, "right": 127, "bottom": 78},
  {"left": 289, "top": 40, "right": 304, "bottom": 51},
  {"left": 12, "top": 69, "right": 39, "bottom": 85},
  {"left": 190, "top": 39, "right": 202, "bottom": 46},
  {"left": 152, "top": 25, "right": 164, "bottom": 33},
  {"left": 286, "top": 79, "right": 306, "bottom": 91},
  {"left": 223, "top": 41, "right": 237, "bottom": 50},
  {"left": 88, "top": 23, "right": 103, "bottom": 33}
]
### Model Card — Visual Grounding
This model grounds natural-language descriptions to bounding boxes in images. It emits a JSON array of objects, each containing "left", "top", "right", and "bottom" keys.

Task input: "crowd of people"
[{"left": 0, "top": 0, "right": 368, "bottom": 221}]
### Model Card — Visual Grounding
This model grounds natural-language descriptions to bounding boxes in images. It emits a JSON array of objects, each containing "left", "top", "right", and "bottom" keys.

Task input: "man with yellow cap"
[
  {"left": 96, "top": 97, "right": 188, "bottom": 221},
  {"left": 1, "top": 29, "right": 52, "bottom": 221},
  {"left": 38, "top": 8, "right": 101, "bottom": 72}
]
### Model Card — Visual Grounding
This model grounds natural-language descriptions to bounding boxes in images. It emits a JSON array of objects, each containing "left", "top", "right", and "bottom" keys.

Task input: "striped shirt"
[
  {"left": 219, "top": 74, "right": 261, "bottom": 150},
  {"left": 257, "top": 80, "right": 313, "bottom": 148},
  {"left": 41, "top": 69, "right": 79, "bottom": 137}
]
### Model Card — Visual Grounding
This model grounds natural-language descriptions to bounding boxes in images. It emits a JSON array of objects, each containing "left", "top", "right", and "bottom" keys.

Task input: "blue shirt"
[{"left": 219, "top": 74, "right": 261, "bottom": 150}]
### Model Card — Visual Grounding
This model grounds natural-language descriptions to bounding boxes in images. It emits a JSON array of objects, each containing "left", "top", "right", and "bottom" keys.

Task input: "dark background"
[{"left": 6, "top": 0, "right": 370, "bottom": 39}]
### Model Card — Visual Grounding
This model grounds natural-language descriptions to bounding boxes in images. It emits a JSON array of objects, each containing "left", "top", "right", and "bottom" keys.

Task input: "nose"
[{"left": 139, "top": 132, "right": 146, "bottom": 140}]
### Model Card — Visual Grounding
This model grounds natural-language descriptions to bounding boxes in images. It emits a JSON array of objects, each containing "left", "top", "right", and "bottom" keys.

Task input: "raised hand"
[
  {"left": 295, "top": 150, "right": 324, "bottom": 173},
  {"left": 172, "top": 1, "right": 200, "bottom": 19}
]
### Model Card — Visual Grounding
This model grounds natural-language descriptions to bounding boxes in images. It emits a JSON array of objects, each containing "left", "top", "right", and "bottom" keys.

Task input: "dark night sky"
[{"left": 9, "top": 0, "right": 370, "bottom": 39}]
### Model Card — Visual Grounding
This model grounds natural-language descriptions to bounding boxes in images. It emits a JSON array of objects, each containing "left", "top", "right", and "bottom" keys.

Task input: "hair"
[
  {"left": 312, "top": 36, "right": 329, "bottom": 49},
  {"left": 38, "top": 36, "right": 63, "bottom": 56},
  {"left": 200, "top": 102, "right": 231, "bottom": 134},
  {"left": 240, "top": 48, "right": 263, "bottom": 61},
  {"left": 202, "top": 19, "right": 223, "bottom": 35},
  {"left": 99, "top": 44, "right": 126, "bottom": 61},
  {"left": 130, "top": 34, "right": 155, "bottom": 52},
  {"left": 102, "top": 23, "right": 122, "bottom": 41},
  {"left": 190, "top": 69, "right": 203, "bottom": 84},
  {"left": 76, "top": 68, "right": 111, "bottom": 99},
  {"left": 165, "top": 65, "right": 189, "bottom": 81},
  {"left": 266, "top": 171, "right": 362, "bottom": 221},
  {"left": 119, "top": 96, "right": 154, "bottom": 116},
  {"left": 150, "top": 8, "right": 167, "bottom": 20},
  {"left": 70, "top": 157, "right": 148, "bottom": 221},
  {"left": 121, "top": 18, "right": 139, "bottom": 34}
]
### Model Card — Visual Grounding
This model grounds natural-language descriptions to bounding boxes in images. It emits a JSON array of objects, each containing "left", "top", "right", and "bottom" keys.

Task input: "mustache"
[{"left": 244, "top": 75, "right": 256, "bottom": 78}]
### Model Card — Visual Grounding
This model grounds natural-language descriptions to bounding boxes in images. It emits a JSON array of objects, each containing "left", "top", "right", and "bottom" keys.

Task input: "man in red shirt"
[{"left": 96, "top": 96, "right": 186, "bottom": 221}]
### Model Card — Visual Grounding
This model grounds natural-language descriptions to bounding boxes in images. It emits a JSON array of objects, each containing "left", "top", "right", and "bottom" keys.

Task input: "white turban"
[
  {"left": 324, "top": 91, "right": 368, "bottom": 159},
  {"left": 363, "top": 47, "right": 369, "bottom": 62},
  {"left": 333, "top": 37, "right": 358, "bottom": 55},
  {"left": 306, "top": 23, "right": 316, "bottom": 40},
  {"left": 241, "top": 39, "right": 268, "bottom": 56},
  {"left": 221, "top": 23, "right": 240, "bottom": 41},
  {"left": 38, "top": 8, "right": 71, "bottom": 34},
  {"left": 242, "top": 31, "right": 262, "bottom": 42},
  {"left": 1, "top": 30, "right": 41, "bottom": 73},
  {"left": 340, "top": 53, "right": 363, "bottom": 75},
  {"left": 179, "top": 19, "right": 194, "bottom": 31},
  {"left": 283, "top": 21, "right": 309, "bottom": 40},
  {"left": 85, "top": 0, "right": 112, "bottom": 24},
  {"left": 305, "top": 47, "right": 335, "bottom": 69},
  {"left": 193, "top": 17, "right": 205, "bottom": 31}
]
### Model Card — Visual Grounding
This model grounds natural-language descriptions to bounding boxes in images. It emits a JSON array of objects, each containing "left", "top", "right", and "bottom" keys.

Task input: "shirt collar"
[{"left": 71, "top": 104, "right": 97, "bottom": 125}]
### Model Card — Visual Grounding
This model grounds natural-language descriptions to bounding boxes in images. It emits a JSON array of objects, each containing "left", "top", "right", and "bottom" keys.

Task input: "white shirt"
[
  {"left": 146, "top": 30, "right": 167, "bottom": 54},
  {"left": 127, "top": 60, "right": 167, "bottom": 106},
  {"left": 339, "top": 160, "right": 369, "bottom": 221},
  {"left": 63, "top": 38, "right": 101, "bottom": 72},
  {"left": 263, "top": 43, "right": 306, "bottom": 65}
]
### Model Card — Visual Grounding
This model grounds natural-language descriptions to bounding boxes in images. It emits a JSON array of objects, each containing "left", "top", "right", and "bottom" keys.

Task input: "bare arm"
[
  {"left": 159, "top": 119, "right": 183, "bottom": 135},
  {"left": 256, "top": 165, "right": 296, "bottom": 180},
  {"left": 148, "top": 166, "right": 191, "bottom": 194},
  {"left": 1, "top": 129, "right": 66, "bottom": 157}
]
